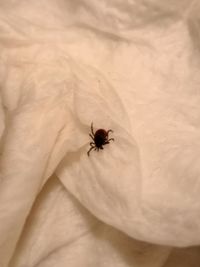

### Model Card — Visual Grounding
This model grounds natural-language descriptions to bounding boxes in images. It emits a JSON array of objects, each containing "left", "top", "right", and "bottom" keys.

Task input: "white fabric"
[{"left": 1, "top": 0, "right": 200, "bottom": 266}]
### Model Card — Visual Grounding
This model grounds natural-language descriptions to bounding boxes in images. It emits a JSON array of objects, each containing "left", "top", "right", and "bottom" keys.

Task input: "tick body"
[{"left": 87, "top": 123, "right": 114, "bottom": 156}]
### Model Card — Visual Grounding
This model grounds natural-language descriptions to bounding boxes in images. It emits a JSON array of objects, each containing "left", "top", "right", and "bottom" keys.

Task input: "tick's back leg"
[{"left": 87, "top": 146, "right": 95, "bottom": 156}]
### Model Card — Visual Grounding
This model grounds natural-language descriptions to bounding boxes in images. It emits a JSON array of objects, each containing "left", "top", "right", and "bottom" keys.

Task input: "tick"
[{"left": 87, "top": 122, "right": 114, "bottom": 156}]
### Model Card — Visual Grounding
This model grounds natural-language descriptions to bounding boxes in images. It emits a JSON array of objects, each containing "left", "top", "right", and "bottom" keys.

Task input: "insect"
[{"left": 87, "top": 122, "right": 114, "bottom": 156}]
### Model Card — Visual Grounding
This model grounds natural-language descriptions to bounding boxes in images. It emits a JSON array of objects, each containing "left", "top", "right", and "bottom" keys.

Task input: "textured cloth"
[{"left": 1, "top": 0, "right": 200, "bottom": 266}]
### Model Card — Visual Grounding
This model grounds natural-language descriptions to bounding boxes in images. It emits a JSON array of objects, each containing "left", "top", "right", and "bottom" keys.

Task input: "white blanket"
[{"left": 1, "top": 0, "right": 200, "bottom": 266}]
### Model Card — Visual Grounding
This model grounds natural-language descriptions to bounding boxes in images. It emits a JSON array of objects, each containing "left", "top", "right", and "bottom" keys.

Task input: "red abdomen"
[{"left": 94, "top": 129, "right": 107, "bottom": 148}]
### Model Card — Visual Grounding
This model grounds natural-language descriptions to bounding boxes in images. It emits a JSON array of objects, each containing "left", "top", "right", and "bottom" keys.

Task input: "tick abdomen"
[{"left": 94, "top": 129, "right": 107, "bottom": 147}]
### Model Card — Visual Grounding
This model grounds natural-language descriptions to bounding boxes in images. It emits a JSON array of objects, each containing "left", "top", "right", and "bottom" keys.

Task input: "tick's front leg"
[
  {"left": 91, "top": 122, "right": 95, "bottom": 136},
  {"left": 89, "top": 133, "right": 94, "bottom": 140},
  {"left": 107, "top": 129, "right": 113, "bottom": 136}
]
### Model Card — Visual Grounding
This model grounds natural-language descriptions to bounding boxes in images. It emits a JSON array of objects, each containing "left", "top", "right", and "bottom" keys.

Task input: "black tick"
[{"left": 87, "top": 122, "right": 114, "bottom": 156}]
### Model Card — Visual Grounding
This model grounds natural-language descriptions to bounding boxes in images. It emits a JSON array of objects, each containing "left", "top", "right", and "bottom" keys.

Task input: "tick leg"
[
  {"left": 89, "top": 134, "right": 94, "bottom": 140},
  {"left": 107, "top": 129, "right": 113, "bottom": 137},
  {"left": 91, "top": 122, "right": 95, "bottom": 136},
  {"left": 90, "top": 142, "right": 95, "bottom": 146},
  {"left": 87, "top": 146, "right": 95, "bottom": 156},
  {"left": 100, "top": 146, "right": 104, "bottom": 150},
  {"left": 108, "top": 138, "right": 114, "bottom": 142},
  {"left": 107, "top": 129, "right": 113, "bottom": 134}
]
